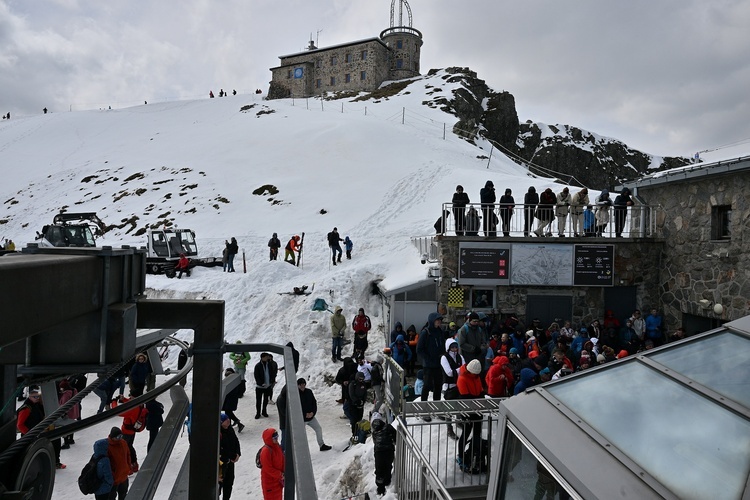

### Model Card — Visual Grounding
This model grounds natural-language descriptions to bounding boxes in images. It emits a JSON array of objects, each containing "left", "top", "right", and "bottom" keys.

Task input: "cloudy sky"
[{"left": 2, "top": 0, "right": 749, "bottom": 157}]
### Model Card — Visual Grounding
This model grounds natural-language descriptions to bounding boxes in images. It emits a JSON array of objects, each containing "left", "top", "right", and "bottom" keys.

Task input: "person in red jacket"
[
  {"left": 351, "top": 308, "right": 371, "bottom": 336},
  {"left": 259, "top": 427, "right": 285, "bottom": 500},
  {"left": 107, "top": 427, "right": 132, "bottom": 500},
  {"left": 456, "top": 360, "right": 484, "bottom": 473},
  {"left": 112, "top": 395, "right": 147, "bottom": 472},
  {"left": 486, "top": 355, "right": 514, "bottom": 398},
  {"left": 17, "top": 388, "right": 65, "bottom": 469},
  {"left": 175, "top": 253, "right": 190, "bottom": 278}
]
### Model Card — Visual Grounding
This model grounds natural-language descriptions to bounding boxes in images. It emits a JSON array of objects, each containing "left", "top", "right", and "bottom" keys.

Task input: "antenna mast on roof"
[{"left": 390, "top": 0, "right": 413, "bottom": 28}]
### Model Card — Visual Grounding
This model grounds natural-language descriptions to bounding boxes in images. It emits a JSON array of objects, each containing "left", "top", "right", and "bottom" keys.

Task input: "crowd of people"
[{"left": 444, "top": 182, "right": 635, "bottom": 238}]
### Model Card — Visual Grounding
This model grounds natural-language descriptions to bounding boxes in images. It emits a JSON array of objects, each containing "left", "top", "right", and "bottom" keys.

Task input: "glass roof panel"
[
  {"left": 547, "top": 362, "right": 750, "bottom": 499},
  {"left": 651, "top": 331, "right": 750, "bottom": 407}
]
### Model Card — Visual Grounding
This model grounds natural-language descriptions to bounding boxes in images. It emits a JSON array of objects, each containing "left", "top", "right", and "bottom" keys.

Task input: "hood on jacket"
[
  {"left": 519, "top": 368, "right": 537, "bottom": 385},
  {"left": 444, "top": 338, "right": 458, "bottom": 351},
  {"left": 93, "top": 438, "right": 109, "bottom": 458},
  {"left": 427, "top": 312, "right": 443, "bottom": 325},
  {"left": 485, "top": 180, "right": 494, "bottom": 188},
  {"left": 262, "top": 428, "right": 278, "bottom": 446},
  {"left": 396, "top": 334, "right": 405, "bottom": 343},
  {"left": 393, "top": 322, "right": 403, "bottom": 331},
  {"left": 493, "top": 355, "right": 509, "bottom": 366}
]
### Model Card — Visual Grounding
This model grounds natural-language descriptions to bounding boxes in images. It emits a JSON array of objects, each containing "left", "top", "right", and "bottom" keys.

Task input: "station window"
[
  {"left": 396, "top": 59, "right": 403, "bottom": 69},
  {"left": 287, "top": 70, "right": 292, "bottom": 79},
  {"left": 346, "top": 53, "right": 352, "bottom": 63},
  {"left": 331, "top": 56, "right": 338, "bottom": 66},
  {"left": 316, "top": 79, "right": 321, "bottom": 89},
  {"left": 397, "top": 39, "right": 403, "bottom": 49},
  {"left": 361, "top": 50, "right": 368, "bottom": 60},
  {"left": 360, "top": 71, "right": 366, "bottom": 81},
  {"left": 330, "top": 76, "right": 336, "bottom": 86},
  {"left": 315, "top": 59, "right": 321, "bottom": 68},
  {"left": 345, "top": 73, "right": 351, "bottom": 83},
  {"left": 712, "top": 205, "right": 732, "bottom": 240}
]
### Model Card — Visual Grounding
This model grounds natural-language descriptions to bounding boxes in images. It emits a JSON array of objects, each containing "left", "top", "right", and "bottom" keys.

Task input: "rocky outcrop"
[{"left": 425, "top": 67, "right": 691, "bottom": 189}]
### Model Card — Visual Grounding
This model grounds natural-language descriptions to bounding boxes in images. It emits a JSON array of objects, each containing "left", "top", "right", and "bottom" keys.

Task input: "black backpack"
[
  {"left": 78, "top": 455, "right": 103, "bottom": 495},
  {"left": 255, "top": 445, "right": 267, "bottom": 469}
]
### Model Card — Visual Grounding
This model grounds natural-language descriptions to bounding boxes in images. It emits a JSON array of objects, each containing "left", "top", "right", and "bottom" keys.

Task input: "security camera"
[{"left": 421, "top": 253, "right": 428, "bottom": 265}]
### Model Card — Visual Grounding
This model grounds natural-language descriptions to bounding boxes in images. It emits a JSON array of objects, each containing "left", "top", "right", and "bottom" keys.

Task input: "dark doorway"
[
  {"left": 525, "top": 295, "right": 573, "bottom": 328},
  {"left": 605, "top": 286, "right": 637, "bottom": 324},
  {"left": 681, "top": 313, "right": 725, "bottom": 337}
]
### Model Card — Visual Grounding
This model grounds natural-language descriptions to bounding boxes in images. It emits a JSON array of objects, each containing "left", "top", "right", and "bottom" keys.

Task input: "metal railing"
[{"left": 436, "top": 202, "right": 661, "bottom": 239}]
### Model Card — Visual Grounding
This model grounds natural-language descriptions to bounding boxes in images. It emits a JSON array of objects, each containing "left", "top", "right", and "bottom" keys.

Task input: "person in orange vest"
[{"left": 284, "top": 235, "right": 301, "bottom": 265}]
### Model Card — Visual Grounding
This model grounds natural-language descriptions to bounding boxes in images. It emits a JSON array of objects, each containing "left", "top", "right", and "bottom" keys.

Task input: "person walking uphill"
[
  {"left": 226, "top": 237, "right": 238, "bottom": 272},
  {"left": 480, "top": 180, "right": 497, "bottom": 237},
  {"left": 327, "top": 227, "right": 343, "bottom": 265},
  {"left": 330, "top": 306, "right": 347, "bottom": 362},
  {"left": 284, "top": 235, "right": 301, "bottom": 265},
  {"left": 267, "top": 233, "right": 281, "bottom": 261},
  {"left": 344, "top": 236, "right": 354, "bottom": 259},
  {"left": 259, "top": 428, "right": 285, "bottom": 500}
]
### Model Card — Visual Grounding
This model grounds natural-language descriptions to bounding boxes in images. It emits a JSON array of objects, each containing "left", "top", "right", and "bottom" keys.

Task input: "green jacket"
[
  {"left": 331, "top": 312, "right": 347, "bottom": 337},
  {"left": 229, "top": 351, "right": 251, "bottom": 368}
]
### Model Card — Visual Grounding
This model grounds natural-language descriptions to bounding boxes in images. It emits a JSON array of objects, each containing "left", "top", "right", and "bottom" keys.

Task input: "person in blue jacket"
[
  {"left": 514, "top": 368, "right": 538, "bottom": 395},
  {"left": 344, "top": 236, "right": 354, "bottom": 259},
  {"left": 645, "top": 308, "right": 664, "bottom": 346},
  {"left": 92, "top": 438, "right": 114, "bottom": 500},
  {"left": 583, "top": 205, "right": 596, "bottom": 236},
  {"left": 388, "top": 335, "right": 412, "bottom": 370}
]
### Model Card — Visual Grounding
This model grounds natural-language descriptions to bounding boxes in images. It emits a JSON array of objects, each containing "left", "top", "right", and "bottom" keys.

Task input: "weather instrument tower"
[{"left": 380, "top": 0, "right": 423, "bottom": 79}]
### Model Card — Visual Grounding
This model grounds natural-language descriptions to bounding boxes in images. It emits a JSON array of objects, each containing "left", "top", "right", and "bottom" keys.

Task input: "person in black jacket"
[
  {"left": 523, "top": 186, "right": 539, "bottom": 237},
  {"left": 371, "top": 412, "right": 396, "bottom": 495},
  {"left": 452, "top": 185, "right": 470, "bottom": 236},
  {"left": 335, "top": 356, "right": 358, "bottom": 405},
  {"left": 479, "top": 180, "right": 496, "bottom": 237},
  {"left": 534, "top": 188, "right": 556, "bottom": 237},
  {"left": 267, "top": 233, "right": 281, "bottom": 261},
  {"left": 416, "top": 312, "right": 447, "bottom": 419},
  {"left": 345, "top": 372, "right": 368, "bottom": 437},
  {"left": 129, "top": 352, "right": 152, "bottom": 397},
  {"left": 498, "top": 188, "right": 515, "bottom": 237},
  {"left": 226, "top": 237, "right": 238, "bottom": 272},
  {"left": 280, "top": 341, "right": 300, "bottom": 373},
  {"left": 219, "top": 413, "right": 241, "bottom": 500},
  {"left": 145, "top": 398, "right": 164, "bottom": 451},
  {"left": 613, "top": 188, "right": 634, "bottom": 237},
  {"left": 327, "top": 227, "right": 343, "bottom": 265},
  {"left": 222, "top": 368, "right": 245, "bottom": 432},
  {"left": 276, "top": 378, "right": 332, "bottom": 452},
  {"left": 253, "top": 353, "right": 277, "bottom": 419}
]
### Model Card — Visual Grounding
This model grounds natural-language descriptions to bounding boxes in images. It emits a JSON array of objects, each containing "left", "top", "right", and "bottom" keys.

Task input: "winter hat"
[
  {"left": 416, "top": 369, "right": 424, "bottom": 380},
  {"left": 526, "top": 329, "right": 535, "bottom": 338},
  {"left": 468, "top": 312, "right": 480, "bottom": 321},
  {"left": 478, "top": 312, "right": 488, "bottom": 320},
  {"left": 220, "top": 413, "right": 230, "bottom": 423},
  {"left": 375, "top": 354, "right": 384, "bottom": 365},
  {"left": 579, "top": 327, "right": 588, "bottom": 334},
  {"left": 109, "top": 427, "right": 122, "bottom": 438},
  {"left": 509, "top": 348, "right": 519, "bottom": 355},
  {"left": 596, "top": 354, "right": 606, "bottom": 363},
  {"left": 335, "top": 305, "right": 343, "bottom": 312},
  {"left": 467, "top": 359, "right": 482, "bottom": 375},
  {"left": 297, "top": 378, "right": 307, "bottom": 386},
  {"left": 540, "top": 367, "right": 551, "bottom": 376},
  {"left": 355, "top": 372, "right": 365, "bottom": 381},
  {"left": 449, "top": 322, "right": 456, "bottom": 329},
  {"left": 617, "top": 350, "right": 629, "bottom": 359},
  {"left": 528, "top": 351, "right": 539, "bottom": 359},
  {"left": 370, "top": 412, "right": 383, "bottom": 424}
]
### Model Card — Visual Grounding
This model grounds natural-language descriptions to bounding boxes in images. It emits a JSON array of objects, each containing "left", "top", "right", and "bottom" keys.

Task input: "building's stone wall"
[
  {"left": 381, "top": 31, "right": 422, "bottom": 80},
  {"left": 639, "top": 171, "right": 750, "bottom": 328},
  {"left": 437, "top": 238, "right": 664, "bottom": 327},
  {"left": 270, "top": 39, "right": 392, "bottom": 98}
]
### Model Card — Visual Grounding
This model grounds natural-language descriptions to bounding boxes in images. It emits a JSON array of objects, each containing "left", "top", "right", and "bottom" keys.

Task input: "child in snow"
[{"left": 344, "top": 236, "right": 353, "bottom": 259}]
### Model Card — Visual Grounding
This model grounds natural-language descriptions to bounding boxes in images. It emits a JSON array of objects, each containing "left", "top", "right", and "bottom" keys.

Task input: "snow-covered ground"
[{"left": 3, "top": 72, "right": 749, "bottom": 499}]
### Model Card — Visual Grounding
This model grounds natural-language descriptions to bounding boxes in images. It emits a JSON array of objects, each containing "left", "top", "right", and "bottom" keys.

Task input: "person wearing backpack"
[
  {"left": 86, "top": 438, "right": 113, "bottom": 499},
  {"left": 259, "top": 427, "right": 285, "bottom": 500}
]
